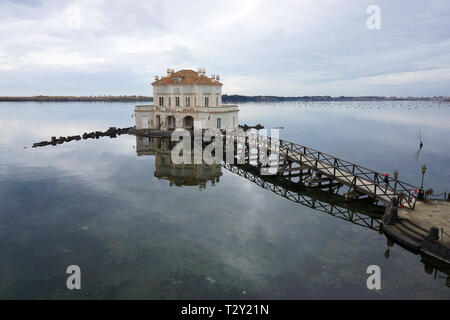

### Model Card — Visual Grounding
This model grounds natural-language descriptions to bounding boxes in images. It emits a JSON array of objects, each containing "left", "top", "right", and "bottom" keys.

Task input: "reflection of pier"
[{"left": 223, "top": 162, "right": 383, "bottom": 231}]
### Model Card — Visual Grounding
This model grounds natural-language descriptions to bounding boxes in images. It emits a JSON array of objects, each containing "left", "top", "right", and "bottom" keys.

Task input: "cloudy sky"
[{"left": 0, "top": 0, "right": 449, "bottom": 96}]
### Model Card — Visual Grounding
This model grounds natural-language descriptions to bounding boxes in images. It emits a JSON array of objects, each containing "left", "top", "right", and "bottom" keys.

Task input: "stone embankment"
[{"left": 32, "top": 127, "right": 131, "bottom": 148}]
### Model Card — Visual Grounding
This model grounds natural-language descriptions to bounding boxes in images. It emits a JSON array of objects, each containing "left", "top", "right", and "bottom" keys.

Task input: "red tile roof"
[{"left": 152, "top": 69, "right": 222, "bottom": 86}]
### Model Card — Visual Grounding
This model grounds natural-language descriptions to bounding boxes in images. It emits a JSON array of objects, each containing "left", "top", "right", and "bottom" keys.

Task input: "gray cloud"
[{"left": 0, "top": 0, "right": 449, "bottom": 96}]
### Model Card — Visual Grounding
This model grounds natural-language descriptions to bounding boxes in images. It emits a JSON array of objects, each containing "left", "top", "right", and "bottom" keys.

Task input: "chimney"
[
  {"left": 155, "top": 75, "right": 159, "bottom": 81},
  {"left": 211, "top": 74, "right": 215, "bottom": 80},
  {"left": 167, "top": 68, "right": 171, "bottom": 76},
  {"left": 216, "top": 75, "right": 220, "bottom": 81}
]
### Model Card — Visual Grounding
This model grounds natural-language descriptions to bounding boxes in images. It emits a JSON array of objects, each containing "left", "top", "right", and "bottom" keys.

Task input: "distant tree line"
[
  {"left": 1, "top": 94, "right": 448, "bottom": 103},
  {"left": 221, "top": 95, "right": 450, "bottom": 103},
  {"left": 0, "top": 95, "right": 153, "bottom": 102}
]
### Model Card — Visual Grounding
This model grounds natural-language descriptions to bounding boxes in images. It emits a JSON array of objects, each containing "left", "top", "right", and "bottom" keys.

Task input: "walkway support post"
[
  {"left": 394, "top": 170, "right": 398, "bottom": 193},
  {"left": 418, "top": 165, "right": 427, "bottom": 200}
]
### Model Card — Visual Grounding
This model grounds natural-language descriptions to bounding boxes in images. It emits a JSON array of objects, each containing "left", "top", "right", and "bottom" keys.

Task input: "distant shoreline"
[
  {"left": 0, "top": 95, "right": 448, "bottom": 103},
  {"left": 221, "top": 95, "right": 450, "bottom": 103},
  {"left": 0, "top": 96, "right": 153, "bottom": 102}
]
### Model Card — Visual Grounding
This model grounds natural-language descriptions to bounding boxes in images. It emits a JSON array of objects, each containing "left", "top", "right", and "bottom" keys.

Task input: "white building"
[{"left": 135, "top": 68, "right": 239, "bottom": 131}]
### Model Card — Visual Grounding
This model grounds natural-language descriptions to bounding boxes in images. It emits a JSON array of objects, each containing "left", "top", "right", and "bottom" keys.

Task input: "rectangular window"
[
  {"left": 216, "top": 97, "right": 218, "bottom": 106},
  {"left": 157, "top": 86, "right": 166, "bottom": 94},
  {"left": 159, "top": 97, "right": 164, "bottom": 107},
  {"left": 233, "top": 116, "right": 235, "bottom": 127},
  {"left": 217, "top": 118, "right": 221, "bottom": 129},
  {"left": 168, "top": 97, "right": 171, "bottom": 107},
  {"left": 202, "top": 86, "right": 212, "bottom": 94},
  {"left": 175, "top": 97, "right": 180, "bottom": 107},
  {"left": 205, "top": 97, "right": 209, "bottom": 107},
  {"left": 186, "top": 97, "right": 190, "bottom": 107},
  {"left": 195, "top": 97, "right": 197, "bottom": 106}
]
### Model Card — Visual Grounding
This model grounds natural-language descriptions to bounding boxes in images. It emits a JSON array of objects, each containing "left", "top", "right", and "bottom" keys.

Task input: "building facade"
[{"left": 135, "top": 68, "right": 239, "bottom": 131}]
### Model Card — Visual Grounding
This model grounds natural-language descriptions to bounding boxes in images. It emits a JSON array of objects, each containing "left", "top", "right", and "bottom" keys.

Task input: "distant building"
[{"left": 135, "top": 68, "right": 239, "bottom": 131}]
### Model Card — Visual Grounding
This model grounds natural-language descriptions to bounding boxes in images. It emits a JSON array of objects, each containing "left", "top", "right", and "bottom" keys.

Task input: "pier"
[{"left": 239, "top": 133, "right": 418, "bottom": 208}]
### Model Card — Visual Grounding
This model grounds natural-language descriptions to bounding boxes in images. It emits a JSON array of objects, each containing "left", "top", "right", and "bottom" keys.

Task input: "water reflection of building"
[{"left": 136, "top": 136, "right": 222, "bottom": 189}]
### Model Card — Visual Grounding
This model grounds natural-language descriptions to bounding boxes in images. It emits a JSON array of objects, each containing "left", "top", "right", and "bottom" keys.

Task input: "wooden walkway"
[{"left": 235, "top": 133, "right": 418, "bottom": 209}]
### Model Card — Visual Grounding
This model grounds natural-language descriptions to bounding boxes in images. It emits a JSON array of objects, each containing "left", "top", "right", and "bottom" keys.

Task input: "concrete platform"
[
  {"left": 403, "top": 200, "right": 450, "bottom": 247},
  {"left": 383, "top": 200, "right": 450, "bottom": 265}
]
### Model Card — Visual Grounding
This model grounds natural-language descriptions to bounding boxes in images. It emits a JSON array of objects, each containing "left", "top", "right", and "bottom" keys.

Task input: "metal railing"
[{"left": 234, "top": 133, "right": 419, "bottom": 209}]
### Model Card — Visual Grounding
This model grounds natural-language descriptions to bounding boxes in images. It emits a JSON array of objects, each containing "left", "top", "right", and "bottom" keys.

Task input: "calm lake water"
[{"left": 0, "top": 101, "right": 449, "bottom": 299}]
